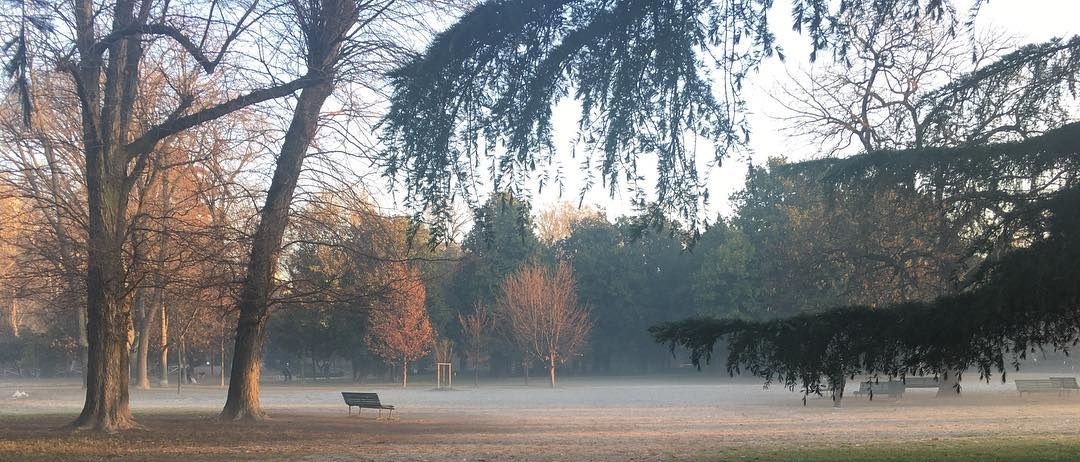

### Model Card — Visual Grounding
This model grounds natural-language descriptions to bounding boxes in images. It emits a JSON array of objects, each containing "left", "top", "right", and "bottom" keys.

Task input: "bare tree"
[
  {"left": 458, "top": 302, "right": 491, "bottom": 387},
  {"left": 0, "top": 72, "right": 91, "bottom": 384},
  {"left": 774, "top": 15, "right": 1013, "bottom": 156},
  {"left": 3, "top": 0, "right": 342, "bottom": 430},
  {"left": 499, "top": 263, "right": 590, "bottom": 388},
  {"left": 219, "top": 0, "right": 448, "bottom": 421}
]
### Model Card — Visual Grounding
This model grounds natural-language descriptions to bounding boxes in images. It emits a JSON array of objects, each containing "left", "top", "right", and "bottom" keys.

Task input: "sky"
[{"left": 370, "top": 0, "right": 1080, "bottom": 226}]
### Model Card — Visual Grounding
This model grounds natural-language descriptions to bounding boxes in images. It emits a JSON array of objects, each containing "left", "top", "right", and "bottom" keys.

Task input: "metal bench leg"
[{"left": 349, "top": 406, "right": 352, "bottom": 416}]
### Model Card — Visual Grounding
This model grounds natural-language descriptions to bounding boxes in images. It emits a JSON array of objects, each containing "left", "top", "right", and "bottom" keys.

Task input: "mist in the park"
[{"left": 0, "top": 0, "right": 1078, "bottom": 460}]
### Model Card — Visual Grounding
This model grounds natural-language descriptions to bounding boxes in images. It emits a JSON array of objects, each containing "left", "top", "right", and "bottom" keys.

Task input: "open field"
[{"left": 3, "top": 374, "right": 1080, "bottom": 461}]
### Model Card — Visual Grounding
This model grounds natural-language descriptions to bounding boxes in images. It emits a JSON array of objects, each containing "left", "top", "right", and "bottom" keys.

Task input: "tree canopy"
[
  {"left": 652, "top": 122, "right": 1080, "bottom": 401},
  {"left": 380, "top": 0, "right": 973, "bottom": 240}
]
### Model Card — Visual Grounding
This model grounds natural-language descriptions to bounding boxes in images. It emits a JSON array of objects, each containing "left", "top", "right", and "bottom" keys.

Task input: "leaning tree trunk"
[
  {"left": 220, "top": 80, "right": 336, "bottom": 421},
  {"left": 221, "top": 0, "right": 357, "bottom": 422}
]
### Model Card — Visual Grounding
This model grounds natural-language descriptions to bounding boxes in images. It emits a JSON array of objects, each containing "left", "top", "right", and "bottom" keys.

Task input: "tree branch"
[
  {"left": 124, "top": 74, "right": 321, "bottom": 159},
  {"left": 90, "top": 24, "right": 217, "bottom": 73}
]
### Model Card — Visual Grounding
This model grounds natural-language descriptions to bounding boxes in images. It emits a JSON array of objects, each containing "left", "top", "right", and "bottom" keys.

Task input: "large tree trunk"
[
  {"left": 69, "top": 0, "right": 145, "bottom": 430},
  {"left": 220, "top": 80, "right": 335, "bottom": 421},
  {"left": 72, "top": 207, "right": 136, "bottom": 431}
]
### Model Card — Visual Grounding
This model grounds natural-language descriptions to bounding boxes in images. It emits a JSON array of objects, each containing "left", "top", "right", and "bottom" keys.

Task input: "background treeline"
[{"left": 1, "top": 149, "right": 972, "bottom": 381}]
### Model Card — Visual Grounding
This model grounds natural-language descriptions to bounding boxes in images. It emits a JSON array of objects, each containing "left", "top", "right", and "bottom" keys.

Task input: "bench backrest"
[
  {"left": 859, "top": 381, "right": 905, "bottom": 393},
  {"left": 341, "top": 392, "right": 382, "bottom": 406},
  {"left": 1050, "top": 377, "right": 1080, "bottom": 389},
  {"left": 1015, "top": 379, "right": 1059, "bottom": 390},
  {"left": 903, "top": 377, "right": 940, "bottom": 387}
]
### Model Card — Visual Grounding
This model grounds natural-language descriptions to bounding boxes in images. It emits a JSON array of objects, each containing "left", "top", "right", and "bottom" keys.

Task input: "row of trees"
[{"left": 264, "top": 197, "right": 595, "bottom": 389}]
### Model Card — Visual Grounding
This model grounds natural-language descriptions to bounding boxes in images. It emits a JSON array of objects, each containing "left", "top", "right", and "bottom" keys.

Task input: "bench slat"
[
  {"left": 903, "top": 377, "right": 940, "bottom": 388},
  {"left": 852, "top": 381, "right": 905, "bottom": 397}
]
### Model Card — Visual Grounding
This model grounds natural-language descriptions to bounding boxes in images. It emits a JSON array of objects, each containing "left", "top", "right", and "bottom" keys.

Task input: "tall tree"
[{"left": 219, "top": 0, "right": 444, "bottom": 420}]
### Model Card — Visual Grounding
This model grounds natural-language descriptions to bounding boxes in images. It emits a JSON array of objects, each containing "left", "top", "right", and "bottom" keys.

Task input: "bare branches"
[
  {"left": 458, "top": 302, "right": 491, "bottom": 384},
  {"left": 499, "top": 262, "right": 590, "bottom": 387},
  {"left": 124, "top": 73, "right": 319, "bottom": 159}
]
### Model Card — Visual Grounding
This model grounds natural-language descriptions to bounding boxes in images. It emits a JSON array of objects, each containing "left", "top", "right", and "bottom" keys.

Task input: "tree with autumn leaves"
[
  {"left": 499, "top": 263, "right": 591, "bottom": 388},
  {"left": 365, "top": 265, "right": 436, "bottom": 387}
]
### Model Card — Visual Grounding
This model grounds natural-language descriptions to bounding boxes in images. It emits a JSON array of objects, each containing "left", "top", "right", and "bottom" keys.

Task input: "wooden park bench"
[
  {"left": 852, "top": 380, "right": 905, "bottom": 399},
  {"left": 903, "top": 377, "right": 940, "bottom": 388},
  {"left": 1015, "top": 379, "right": 1069, "bottom": 396},
  {"left": 341, "top": 392, "right": 395, "bottom": 417},
  {"left": 1050, "top": 377, "right": 1079, "bottom": 393}
]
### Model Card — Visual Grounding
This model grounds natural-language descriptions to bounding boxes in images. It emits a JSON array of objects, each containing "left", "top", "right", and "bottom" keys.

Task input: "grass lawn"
[
  {"left": 6, "top": 378, "right": 1080, "bottom": 461},
  {"left": 701, "top": 437, "right": 1080, "bottom": 461},
  {"left": 2, "top": 413, "right": 1080, "bottom": 461}
]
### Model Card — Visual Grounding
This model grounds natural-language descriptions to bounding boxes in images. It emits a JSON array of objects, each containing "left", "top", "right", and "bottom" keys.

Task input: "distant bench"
[
  {"left": 1051, "top": 377, "right": 1080, "bottom": 392},
  {"left": 1016, "top": 377, "right": 1079, "bottom": 396},
  {"left": 852, "top": 381, "right": 905, "bottom": 399},
  {"left": 341, "top": 392, "right": 395, "bottom": 417},
  {"left": 903, "top": 377, "right": 941, "bottom": 389}
]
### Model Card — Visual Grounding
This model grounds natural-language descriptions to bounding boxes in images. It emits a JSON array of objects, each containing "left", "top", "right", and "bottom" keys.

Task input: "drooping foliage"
[
  {"left": 652, "top": 123, "right": 1080, "bottom": 400},
  {"left": 921, "top": 36, "right": 1080, "bottom": 146},
  {"left": 380, "top": 0, "right": 967, "bottom": 241}
]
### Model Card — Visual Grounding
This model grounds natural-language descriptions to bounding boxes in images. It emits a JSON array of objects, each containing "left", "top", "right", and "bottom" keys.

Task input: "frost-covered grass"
[{"left": 1, "top": 374, "right": 1079, "bottom": 461}]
